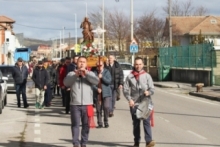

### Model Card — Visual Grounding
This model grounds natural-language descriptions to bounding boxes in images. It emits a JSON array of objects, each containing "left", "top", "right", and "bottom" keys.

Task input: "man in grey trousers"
[{"left": 63, "top": 56, "right": 99, "bottom": 147}]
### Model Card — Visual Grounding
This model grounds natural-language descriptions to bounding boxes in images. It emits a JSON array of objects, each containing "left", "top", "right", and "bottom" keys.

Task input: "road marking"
[
  {"left": 34, "top": 138, "right": 41, "bottom": 143},
  {"left": 157, "top": 88, "right": 219, "bottom": 106},
  {"left": 34, "top": 130, "right": 41, "bottom": 135},
  {"left": 187, "top": 130, "right": 207, "bottom": 140},
  {"left": 35, "top": 118, "right": 40, "bottom": 122},
  {"left": 35, "top": 109, "right": 40, "bottom": 112},
  {"left": 35, "top": 123, "right": 40, "bottom": 127},
  {"left": 158, "top": 116, "right": 170, "bottom": 122},
  {"left": 35, "top": 114, "right": 40, "bottom": 117}
]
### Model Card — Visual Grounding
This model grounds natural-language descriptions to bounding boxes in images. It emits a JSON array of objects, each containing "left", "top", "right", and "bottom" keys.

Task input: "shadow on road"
[{"left": 0, "top": 140, "right": 67, "bottom": 147}]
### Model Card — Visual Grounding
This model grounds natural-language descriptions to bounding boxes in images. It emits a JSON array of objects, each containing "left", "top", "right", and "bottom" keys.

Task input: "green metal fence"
[{"left": 159, "top": 42, "right": 216, "bottom": 68}]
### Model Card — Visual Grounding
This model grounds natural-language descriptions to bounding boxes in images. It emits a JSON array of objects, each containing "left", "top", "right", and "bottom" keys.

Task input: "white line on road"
[
  {"left": 34, "top": 138, "right": 41, "bottom": 143},
  {"left": 34, "top": 130, "right": 41, "bottom": 135},
  {"left": 35, "top": 114, "right": 40, "bottom": 117},
  {"left": 35, "top": 123, "right": 40, "bottom": 127},
  {"left": 157, "top": 88, "right": 219, "bottom": 106},
  {"left": 187, "top": 130, "right": 207, "bottom": 140},
  {"left": 35, "top": 109, "right": 40, "bottom": 112},
  {"left": 158, "top": 116, "right": 170, "bottom": 122},
  {"left": 35, "top": 118, "right": 40, "bottom": 122}
]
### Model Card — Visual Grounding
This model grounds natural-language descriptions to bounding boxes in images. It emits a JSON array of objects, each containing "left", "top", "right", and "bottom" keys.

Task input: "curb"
[
  {"left": 154, "top": 84, "right": 177, "bottom": 88},
  {"left": 189, "top": 92, "right": 220, "bottom": 102}
]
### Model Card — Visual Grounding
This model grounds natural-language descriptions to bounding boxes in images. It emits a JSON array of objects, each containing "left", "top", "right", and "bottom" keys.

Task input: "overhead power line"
[
  {"left": 14, "top": 23, "right": 77, "bottom": 30},
  {"left": 0, "top": 0, "right": 83, "bottom": 2}
]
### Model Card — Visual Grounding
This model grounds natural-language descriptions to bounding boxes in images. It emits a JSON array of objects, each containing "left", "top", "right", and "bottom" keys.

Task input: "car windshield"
[
  {"left": 120, "top": 64, "right": 133, "bottom": 70},
  {"left": 0, "top": 67, "right": 13, "bottom": 77}
]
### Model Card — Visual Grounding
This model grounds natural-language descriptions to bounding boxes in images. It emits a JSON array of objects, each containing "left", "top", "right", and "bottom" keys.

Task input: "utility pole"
[
  {"left": 102, "top": 0, "right": 105, "bottom": 56},
  {"left": 60, "top": 31, "right": 62, "bottom": 58},
  {"left": 131, "top": 0, "right": 135, "bottom": 65},
  {"left": 169, "top": 0, "right": 172, "bottom": 47},
  {"left": 69, "top": 32, "right": 71, "bottom": 56}
]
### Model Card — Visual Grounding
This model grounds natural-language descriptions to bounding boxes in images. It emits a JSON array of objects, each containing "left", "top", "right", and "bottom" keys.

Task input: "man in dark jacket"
[
  {"left": 59, "top": 57, "right": 76, "bottom": 113},
  {"left": 93, "top": 61, "right": 112, "bottom": 128},
  {"left": 32, "top": 61, "right": 49, "bottom": 109},
  {"left": 43, "top": 58, "right": 56, "bottom": 107},
  {"left": 12, "top": 57, "right": 29, "bottom": 108},
  {"left": 105, "top": 55, "right": 124, "bottom": 117}
]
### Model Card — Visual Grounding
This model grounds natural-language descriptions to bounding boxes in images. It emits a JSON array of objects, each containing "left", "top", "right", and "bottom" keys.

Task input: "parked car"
[
  {"left": 0, "top": 70, "right": 8, "bottom": 114},
  {"left": 119, "top": 62, "right": 133, "bottom": 81},
  {"left": 0, "top": 66, "right": 15, "bottom": 91}
]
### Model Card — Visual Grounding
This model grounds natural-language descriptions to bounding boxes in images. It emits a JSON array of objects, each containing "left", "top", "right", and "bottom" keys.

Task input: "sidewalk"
[{"left": 154, "top": 81, "right": 220, "bottom": 102}]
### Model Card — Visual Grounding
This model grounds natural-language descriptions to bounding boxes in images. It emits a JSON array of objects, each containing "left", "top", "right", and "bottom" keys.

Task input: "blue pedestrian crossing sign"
[{"left": 130, "top": 40, "right": 138, "bottom": 53}]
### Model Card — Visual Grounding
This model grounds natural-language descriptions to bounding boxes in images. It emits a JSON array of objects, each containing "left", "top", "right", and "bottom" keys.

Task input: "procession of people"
[{"left": 11, "top": 55, "right": 155, "bottom": 147}]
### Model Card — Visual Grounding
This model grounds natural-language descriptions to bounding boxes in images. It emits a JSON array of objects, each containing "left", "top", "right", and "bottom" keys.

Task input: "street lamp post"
[{"left": 92, "top": 25, "right": 106, "bottom": 55}]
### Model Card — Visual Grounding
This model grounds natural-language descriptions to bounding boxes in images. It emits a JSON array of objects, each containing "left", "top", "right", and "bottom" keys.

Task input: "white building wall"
[{"left": 5, "top": 30, "right": 22, "bottom": 65}]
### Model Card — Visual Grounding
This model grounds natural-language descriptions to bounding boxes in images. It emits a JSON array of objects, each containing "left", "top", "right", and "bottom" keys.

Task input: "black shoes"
[
  {"left": 133, "top": 142, "right": 139, "bottom": 147},
  {"left": 24, "top": 104, "right": 29, "bottom": 108},
  {"left": 105, "top": 123, "right": 109, "bottom": 128},
  {"left": 96, "top": 125, "right": 103, "bottom": 128}
]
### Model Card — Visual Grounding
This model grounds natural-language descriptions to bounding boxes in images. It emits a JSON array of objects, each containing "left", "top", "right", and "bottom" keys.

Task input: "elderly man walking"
[
  {"left": 93, "top": 60, "right": 112, "bottom": 128},
  {"left": 64, "top": 56, "right": 99, "bottom": 147},
  {"left": 12, "top": 57, "right": 29, "bottom": 108}
]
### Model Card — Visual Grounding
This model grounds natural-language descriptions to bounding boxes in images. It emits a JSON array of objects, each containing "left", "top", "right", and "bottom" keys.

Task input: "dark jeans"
[
  {"left": 96, "top": 96, "right": 110, "bottom": 126},
  {"left": 61, "top": 88, "right": 66, "bottom": 106},
  {"left": 44, "top": 84, "right": 52, "bottom": 106},
  {"left": 15, "top": 83, "right": 28, "bottom": 107},
  {"left": 130, "top": 106, "right": 152, "bottom": 143},
  {"left": 70, "top": 105, "right": 89, "bottom": 146},
  {"left": 109, "top": 85, "right": 117, "bottom": 113},
  {"left": 65, "top": 90, "right": 70, "bottom": 113}
]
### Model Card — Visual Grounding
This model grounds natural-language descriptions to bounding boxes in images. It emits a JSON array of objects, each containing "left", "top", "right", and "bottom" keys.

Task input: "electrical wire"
[
  {"left": 14, "top": 23, "right": 77, "bottom": 30},
  {"left": 0, "top": 0, "right": 84, "bottom": 2}
]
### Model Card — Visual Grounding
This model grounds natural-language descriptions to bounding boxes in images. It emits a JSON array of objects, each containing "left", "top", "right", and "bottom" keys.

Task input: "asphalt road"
[{"left": 0, "top": 87, "right": 220, "bottom": 147}]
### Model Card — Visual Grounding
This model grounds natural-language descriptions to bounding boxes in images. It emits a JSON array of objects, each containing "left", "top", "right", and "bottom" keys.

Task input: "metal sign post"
[{"left": 130, "top": 39, "right": 138, "bottom": 65}]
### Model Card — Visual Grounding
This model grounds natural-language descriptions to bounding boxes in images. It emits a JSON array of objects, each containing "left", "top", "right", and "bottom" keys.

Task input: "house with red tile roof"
[
  {"left": 164, "top": 16, "right": 220, "bottom": 46},
  {"left": 0, "top": 15, "right": 16, "bottom": 64}
]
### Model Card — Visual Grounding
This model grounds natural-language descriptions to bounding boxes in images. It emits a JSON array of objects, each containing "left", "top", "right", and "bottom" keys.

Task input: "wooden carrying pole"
[{"left": 98, "top": 55, "right": 102, "bottom": 105}]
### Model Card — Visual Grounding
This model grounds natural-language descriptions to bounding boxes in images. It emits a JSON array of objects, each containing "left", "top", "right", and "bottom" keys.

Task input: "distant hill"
[{"left": 23, "top": 37, "right": 77, "bottom": 51}]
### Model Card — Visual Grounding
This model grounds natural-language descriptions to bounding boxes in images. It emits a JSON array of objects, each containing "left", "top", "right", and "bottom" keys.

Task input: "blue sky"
[{"left": 0, "top": 0, "right": 219, "bottom": 40}]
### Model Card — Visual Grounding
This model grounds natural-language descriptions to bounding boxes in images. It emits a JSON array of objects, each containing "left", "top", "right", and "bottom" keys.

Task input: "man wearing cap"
[
  {"left": 12, "top": 57, "right": 29, "bottom": 108},
  {"left": 32, "top": 61, "right": 49, "bottom": 109}
]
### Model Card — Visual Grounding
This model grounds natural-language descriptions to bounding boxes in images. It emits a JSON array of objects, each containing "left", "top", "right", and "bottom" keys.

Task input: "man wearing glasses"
[{"left": 93, "top": 61, "right": 112, "bottom": 128}]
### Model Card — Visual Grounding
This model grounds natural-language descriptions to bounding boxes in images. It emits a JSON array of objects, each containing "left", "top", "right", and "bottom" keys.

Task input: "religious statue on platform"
[{"left": 80, "top": 17, "right": 94, "bottom": 43}]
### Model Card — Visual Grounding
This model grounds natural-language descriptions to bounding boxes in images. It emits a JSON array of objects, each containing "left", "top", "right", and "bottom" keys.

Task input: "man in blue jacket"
[
  {"left": 12, "top": 57, "right": 29, "bottom": 108},
  {"left": 64, "top": 56, "right": 99, "bottom": 147},
  {"left": 93, "top": 60, "right": 112, "bottom": 128}
]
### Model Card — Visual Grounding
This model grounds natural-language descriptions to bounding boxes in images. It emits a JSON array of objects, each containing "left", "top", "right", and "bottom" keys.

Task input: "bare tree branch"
[{"left": 194, "top": 6, "right": 208, "bottom": 16}]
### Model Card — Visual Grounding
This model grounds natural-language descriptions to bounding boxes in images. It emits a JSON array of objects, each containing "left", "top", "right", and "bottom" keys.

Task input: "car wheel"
[
  {"left": 4, "top": 95, "right": 7, "bottom": 106},
  {"left": 0, "top": 101, "right": 2, "bottom": 114}
]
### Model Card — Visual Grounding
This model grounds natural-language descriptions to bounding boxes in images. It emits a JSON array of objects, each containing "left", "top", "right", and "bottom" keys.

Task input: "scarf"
[
  {"left": 87, "top": 105, "right": 96, "bottom": 128},
  {"left": 131, "top": 70, "right": 146, "bottom": 80}
]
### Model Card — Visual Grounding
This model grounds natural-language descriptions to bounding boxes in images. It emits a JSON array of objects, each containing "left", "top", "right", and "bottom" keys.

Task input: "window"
[{"left": 210, "top": 19, "right": 217, "bottom": 24}]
